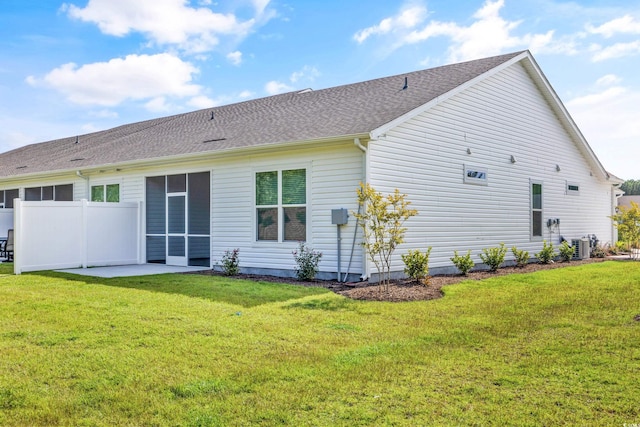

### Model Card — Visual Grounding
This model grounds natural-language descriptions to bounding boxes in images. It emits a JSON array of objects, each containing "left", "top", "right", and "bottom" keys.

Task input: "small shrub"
[
  {"left": 293, "top": 242, "right": 323, "bottom": 281},
  {"left": 558, "top": 241, "right": 574, "bottom": 262},
  {"left": 511, "top": 246, "right": 529, "bottom": 268},
  {"left": 479, "top": 243, "right": 507, "bottom": 272},
  {"left": 591, "top": 244, "right": 607, "bottom": 259},
  {"left": 535, "top": 241, "right": 555, "bottom": 264},
  {"left": 615, "top": 240, "right": 627, "bottom": 253},
  {"left": 402, "top": 247, "right": 432, "bottom": 285},
  {"left": 451, "top": 250, "right": 474, "bottom": 276},
  {"left": 221, "top": 248, "right": 240, "bottom": 276}
]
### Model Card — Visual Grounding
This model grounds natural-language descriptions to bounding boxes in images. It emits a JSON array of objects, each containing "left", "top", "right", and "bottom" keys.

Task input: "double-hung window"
[
  {"left": 256, "top": 168, "right": 307, "bottom": 242},
  {"left": 531, "top": 181, "right": 543, "bottom": 238},
  {"left": 91, "top": 184, "right": 120, "bottom": 202}
]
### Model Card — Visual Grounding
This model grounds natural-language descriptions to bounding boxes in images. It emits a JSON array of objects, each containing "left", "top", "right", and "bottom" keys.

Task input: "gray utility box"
[{"left": 331, "top": 208, "right": 348, "bottom": 225}]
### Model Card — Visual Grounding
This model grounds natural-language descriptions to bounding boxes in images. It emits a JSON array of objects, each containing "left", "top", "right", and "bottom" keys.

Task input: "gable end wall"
[{"left": 369, "top": 62, "right": 615, "bottom": 273}]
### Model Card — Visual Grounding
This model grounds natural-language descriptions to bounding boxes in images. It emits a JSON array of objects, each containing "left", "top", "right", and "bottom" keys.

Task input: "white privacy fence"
[{"left": 13, "top": 200, "right": 142, "bottom": 274}]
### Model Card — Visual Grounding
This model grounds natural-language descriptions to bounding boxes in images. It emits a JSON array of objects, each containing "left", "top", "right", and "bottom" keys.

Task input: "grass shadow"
[
  {"left": 29, "top": 270, "right": 330, "bottom": 309},
  {"left": 285, "top": 297, "right": 353, "bottom": 311}
]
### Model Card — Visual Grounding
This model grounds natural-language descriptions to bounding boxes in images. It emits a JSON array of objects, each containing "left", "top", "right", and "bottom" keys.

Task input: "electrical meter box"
[{"left": 331, "top": 208, "right": 348, "bottom": 225}]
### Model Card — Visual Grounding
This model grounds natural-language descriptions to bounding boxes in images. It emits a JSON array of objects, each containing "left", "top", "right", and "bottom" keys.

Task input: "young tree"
[
  {"left": 354, "top": 183, "right": 418, "bottom": 292},
  {"left": 611, "top": 201, "right": 640, "bottom": 260}
]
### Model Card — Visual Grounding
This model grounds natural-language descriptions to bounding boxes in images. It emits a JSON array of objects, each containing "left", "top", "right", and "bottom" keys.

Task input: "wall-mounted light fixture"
[
  {"left": 510, "top": 155, "right": 517, "bottom": 164},
  {"left": 556, "top": 164, "right": 561, "bottom": 172},
  {"left": 467, "top": 148, "right": 472, "bottom": 155}
]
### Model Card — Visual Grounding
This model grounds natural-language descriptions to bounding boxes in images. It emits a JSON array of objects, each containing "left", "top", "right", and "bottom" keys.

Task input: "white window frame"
[
  {"left": 24, "top": 184, "right": 73, "bottom": 201},
  {"left": 254, "top": 167, "right": 308, "bottom": 243},
  {"left": 463, "top": 164, "right": 488, "bottom": 186},
  {"left": 566, "top": 181, "right": 580, "bottom": 196},
  {"left": 530, "top": 180, "right": 543, "bottom": 240},
  {"left": 91, "top": 183, "right": 120, "bottom": 202}
]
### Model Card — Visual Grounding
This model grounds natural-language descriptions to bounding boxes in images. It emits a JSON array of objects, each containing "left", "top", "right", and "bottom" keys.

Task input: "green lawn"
[{"left": 0, "top": 261, "right": 639, "bottom": 426}]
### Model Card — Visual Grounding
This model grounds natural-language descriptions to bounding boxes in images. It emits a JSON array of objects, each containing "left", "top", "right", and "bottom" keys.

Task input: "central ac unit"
[{"left": 572, "top": 238, "right": 590, "bottom": 259}]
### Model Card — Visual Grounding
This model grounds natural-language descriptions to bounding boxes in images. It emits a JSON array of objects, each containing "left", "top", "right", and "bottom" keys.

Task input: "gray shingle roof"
[{"left": 0, "top": 51, "right": 524, "bottom": 178}]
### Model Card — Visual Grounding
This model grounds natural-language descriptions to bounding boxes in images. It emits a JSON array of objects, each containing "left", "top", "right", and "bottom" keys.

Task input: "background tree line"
[{"left": 621, "top": 179, "right": 640, "bottom": 195}]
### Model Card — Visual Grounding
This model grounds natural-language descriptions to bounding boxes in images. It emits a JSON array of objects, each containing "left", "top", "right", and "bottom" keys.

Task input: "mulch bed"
[{"left": 192, "top": 257, "right": 621, "bottom": 302}]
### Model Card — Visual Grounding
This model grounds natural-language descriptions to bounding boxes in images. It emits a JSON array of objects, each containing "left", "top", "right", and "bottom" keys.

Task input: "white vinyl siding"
[
  {"left": 368, "top": 61, "right": 615, "bottom": 272},
  {"left": 211, "top": 143, "right": 363, "bottom": 275},
  {"left": 51, "top": 142, "right": 365, "bottom": 277}
]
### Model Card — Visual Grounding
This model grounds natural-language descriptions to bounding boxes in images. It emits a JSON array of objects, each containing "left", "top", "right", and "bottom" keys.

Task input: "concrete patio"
[{"left": 56, "top": 264, "right": 209, "bottom": 278}]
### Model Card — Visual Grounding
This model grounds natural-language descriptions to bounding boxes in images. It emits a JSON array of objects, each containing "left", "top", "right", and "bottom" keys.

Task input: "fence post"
[
  {"left": 81, "top": 199, "right": 88, "bottom": 268},
  {"left": 138, "top": 201, "right": 144, "bottom": 264},
  {"left": 13, "top": 199, "right": 21, "bottom": 275}
]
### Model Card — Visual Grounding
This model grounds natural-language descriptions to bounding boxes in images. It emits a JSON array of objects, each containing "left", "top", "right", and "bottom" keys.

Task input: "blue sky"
[{"left": 1, "top": 0, "right": 639, "bottom": 179}]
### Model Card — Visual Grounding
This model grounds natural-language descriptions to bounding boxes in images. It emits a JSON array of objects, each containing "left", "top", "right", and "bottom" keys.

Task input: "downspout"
[
  {"left": 345, "top": 137, "right": 369, "bottom": 281},
  {"left": 76, "top": 170, "right": 89, "bottom": 200},
  {"left": 354, "top": 137, "right": 367, "bottom": 153},
  {"left": 612, "top": 183, "right": 623, "bottom": 244}
]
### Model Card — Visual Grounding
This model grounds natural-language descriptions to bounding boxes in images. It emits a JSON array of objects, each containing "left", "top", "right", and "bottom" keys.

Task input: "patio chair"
[{"left": 5, "top": 229, "right": 13, "bottom": 262}]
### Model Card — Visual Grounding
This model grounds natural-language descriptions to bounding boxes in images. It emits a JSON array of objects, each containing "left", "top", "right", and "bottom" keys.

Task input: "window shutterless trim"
[
  {"left": 566, "top": 181, "right": 580, "bottom": 196},
  {"left": 254, "top": 167, "right": 308, "bottom": 243},
  {"left": 530, "top": 179, "right": 543, "bottom": 240}
]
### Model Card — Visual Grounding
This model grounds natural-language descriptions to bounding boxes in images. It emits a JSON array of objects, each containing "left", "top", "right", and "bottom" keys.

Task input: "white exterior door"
[
  {"left": 146, "top": 172, "right": 210, "bottom": 267},
  {"left": 166, "top": 193, "right": 187, "bottom": 266}
]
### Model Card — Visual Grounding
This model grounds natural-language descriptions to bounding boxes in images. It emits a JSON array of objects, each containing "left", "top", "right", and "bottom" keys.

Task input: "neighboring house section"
[
  {"left": 0, "top": 50, "right": 622, "bottom": 278},
  {"left": 618, "top": 195, "right": 640, "bottom": 209}
]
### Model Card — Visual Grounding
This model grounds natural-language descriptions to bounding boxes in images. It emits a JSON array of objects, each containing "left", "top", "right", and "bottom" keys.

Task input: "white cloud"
[
  {"left": 80, "top": 123, "right": 101, "bottom": 133},
  {"left": 187, "top": 95, "right": 216, "bottom": 109},
  {"left": 290, "top": 65, "right": 319, "bottom": 83},
  {"left": 264, "top": 65, "right": 320, "bottom": 95},
  {"left": 355, "top": 0, "right": 559, "bottom": 62},
  {"left": 586, "top": 15, "right": 640, "bottom": 38},
  {"left": 566, "top": 86, "right": 626, "bottom": 107},
  {"left": 88, "top": 109, "right": 119, "bottom": 119},
  {"left": 265, "top": 80, "right": 293, "bottom": 95},
  {"left": 0, "top": 131, "right": 37, "bottom": 151},
  {"left": 26, "top": 53, "right": 202, "bottom": 106},
  {"left": 596, "top": 74, "right": 622, "bottom": 87},
  {"left": 226, "top": 51, "right": 243, "bottom": 65},
  {"left": 239, "top": 90, "right": 254, "bottom": 98},
  {"left": 353, "top": 3, "right": 428, "bottom": 44},
  {"left": 567, "top": 85, "right": 640, "bottom": 179},
  {"left": 409, "top": 0, "right": 557, "bottom": 61},
  {"left": 590, "top": 40, "right": 640, "bottom": 62},
  {"left": 62, "top": 0, "right": 274, "bottom": 53},
  {"left": 144, "top": 96, "right": 173, "bottom": 112}
]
